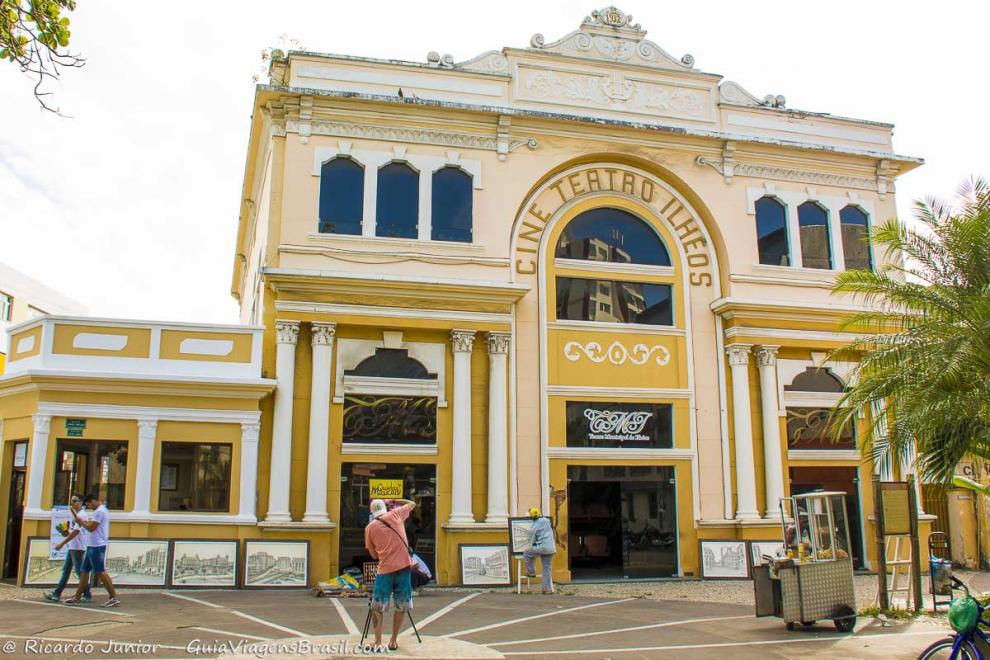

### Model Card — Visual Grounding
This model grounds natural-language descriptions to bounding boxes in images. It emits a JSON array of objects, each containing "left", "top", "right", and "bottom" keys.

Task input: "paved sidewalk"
[{"left": 0, "top": 588, "right": 951, "bottom": 658}]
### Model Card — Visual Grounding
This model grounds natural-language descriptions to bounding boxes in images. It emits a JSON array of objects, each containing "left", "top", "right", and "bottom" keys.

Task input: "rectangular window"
[
  {"left": 785, "top": 407, "right": 855, "bottom": 450},
  {"left": 53, "top": 440, "right": 128, "bottom": 509},
  {"left": 158, "top": 442, "right": 232, "bottom": 512},
  {"left": 566, "top": 401, "right": 673, "bottom": 449},
  {"left": 342, "top": 395, "right": 437, "bottom": 445},
  {"left": 555, "top": 277, "right": 673, "bottom": 326},
  {"left": 0, "top": 292, "right": 11, "bottom": 321}
]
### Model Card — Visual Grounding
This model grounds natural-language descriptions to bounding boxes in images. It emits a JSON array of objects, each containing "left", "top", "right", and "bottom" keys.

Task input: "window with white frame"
[
  {"left": 318, "top": 157, "right": 363, "bottom": 235},
  {"left": 0, "top": 291, "right": 11, "bottom": 321},
  {"left": 840, "top": 205, "right": 873, "bottom": 271},
  {"left": 754, "top": 196, "right": 790, "bottom": 266},
  {"left": 797, "top": 201, "right": 832, "bottom": 270},
  {"left": 784, "top": 367, "right": 854, "bottom": 450},
  {"left": 376, "top": 162, "right": 419, "bottom": 239},
  {"left": 431, "top": 166, "right": 473, "bottom": 242}
]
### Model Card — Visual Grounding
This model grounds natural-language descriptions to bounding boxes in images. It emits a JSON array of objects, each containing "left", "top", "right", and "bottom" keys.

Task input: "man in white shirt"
[
  {"left": 64, "top": 493, "right": 119, "bottom": 607},
  {"left": 43, "top": 494, "right": 92, "bottom": 602}
]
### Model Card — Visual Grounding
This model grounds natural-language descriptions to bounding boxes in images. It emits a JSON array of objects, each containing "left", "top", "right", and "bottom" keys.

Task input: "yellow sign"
[
  {"left": 369, "top": 479, "right": 403, "bottom": 499},
  {"left": 881, "top": 483, "right": 911, "bottom": 536}
]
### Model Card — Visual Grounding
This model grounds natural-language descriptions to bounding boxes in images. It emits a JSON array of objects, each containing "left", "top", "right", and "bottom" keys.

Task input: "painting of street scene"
[
  {"left": 459, "top": 544, "right": 510, "bottom": 586},
  {"left": 103, "top": 540, "right": 169, "bottom": 586},
  {"left": 700, "top": 540, "right": 748, "bottom": 579},
  {"left": 24, "top": 538, "right": 68, "bottom": 586},
  {"left": 244, "top": 541, "right": 308, "bottom": 587},
  {"left": 170, "top": 541, "right": 238, "bottom": 587}
]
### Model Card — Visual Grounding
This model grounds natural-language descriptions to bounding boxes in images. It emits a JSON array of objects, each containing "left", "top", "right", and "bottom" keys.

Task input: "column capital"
[
  {"left": 241, "top": 422, "right": 261, "bottom": 443},
  {"left": 485, "top": 331, "right": 511, "bottom": 355},
  {"left": 450, "top": 329, "right": 476, "bottom": 353},
  {"left": 275, "top": 320, "right": 300, "bottom": 345},
  {"left": 311, "top": 322, "right": 336, "bottom": 346},
  {"left": 726, "top": 344, "right": 752, "bottom": 366},
  {"left": 32, "top": 414, "right": 51, "bottom": 433},
  {"left": 755, "top": 345, "right": 780, "bottom": 367},
  {"left": 137, "top": 419, "right": 158, "bottom": 434}
]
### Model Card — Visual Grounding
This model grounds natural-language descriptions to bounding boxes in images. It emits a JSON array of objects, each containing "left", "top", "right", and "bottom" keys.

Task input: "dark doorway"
[
  {"left": 3, "top": 442, "right": 28, "bottom": 580},
  {"left": 567, "top": 465, "right": 678, "bottom": 579},
  {"left": 789, "top": 466, "right": 865, "bottom": 569},
  {"left": 339, "top": 463, "right": 436, "bottom": 577}
]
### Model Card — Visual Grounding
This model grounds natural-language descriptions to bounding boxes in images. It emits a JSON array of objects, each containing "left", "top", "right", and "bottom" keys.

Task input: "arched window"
[
  {"left": 784, "top": 368, "right": 853, "bottom": 451},
  {"left": 345, "top": 348, "right": 437, "bottom": 380},
  {"left": 784, "top": 367, "right": 845, "bottom": 392},
  {"left": 431, "top": 167, "right": 473, "bottom": 242},
  {"left": 754, "top": 196, "right": 789, "bottom": 266},
  {"left": 555, "top": 207, "right": 671, "bottom": 266},
  {"left": 840, "top": 205, "right": 873, "bottom": 271},
  {"left": 318, "top": 157, "right": 363, "bottom": 235},
  {"left": 797, "top": 201, "right": 832, "bottom": 269},
  {"left": 376, "top": 162, "right": 419, "bottom": 239}
]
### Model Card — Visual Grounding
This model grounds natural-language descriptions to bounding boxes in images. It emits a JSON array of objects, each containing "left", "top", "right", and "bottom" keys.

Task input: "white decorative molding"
[
  {"left": 547, "top": 320, "right": 685, "bottom": 336},
  {"left": 697, "top": 154, "right": 881, "bottom": 191},
  {"left": 275, "top": 320, "right": 300, "bottom": 345},
  {"left": 311, "top": 322, "right": 336, "bottom": 346},
  {"left": 35, "top": 401, "right": 262, "bottom": 425},
  {"left": 15, "top": 335, "right": 35, "bottom": 353},
  {"left": 754, "top": 345, "right": 779, "bottom": 368},
  {"left": 304, "top": 120, "right": 537, "bottom": 157},
  {"left": 562, "top": 340, "right": 671, "bottom": 366},
  {"left": 725, "top": 326, "right": 863, "bottom": 343},
  {"left": 341, "top": 443, "right": 438, "bottom": 456},
  {"left": 342, "top": 375, "right": 440, "bottom": 399},
  {"left": 546, "top": 446, "right": 694, "bottom": 460},
  {"left": 725, "top": 343, "right": 751, "bottom": 366},
  {"left": 276, "top": 300, "right": 511, "bottom": 325},
  {"left": 333, "top": 337, "right": 447, "bottom": 406},
  {"left": 22, "top": 509, "right": 259, "bottom": 525},
  {"left": 178, "top": 338, "right": 234, "bottom": 357},
  {"left": 72, "top": 332, "right": 128, "bottom": 351},
  {"left": 456, "top": 50, "right": 509, "bottom": 75},
  {"left": 719, "top": 81, "right": 764, "bottom": 107},
  {"left": 545, "top": 384, "right": 691, "bottom": 399},
  {"left": 450, "top": 329, "right": 476, "bottom": 353},
  {"left": 787, "top": 449, "right": 863, "bottom": 462},
  {"left": 486, "top": 331, "right": 511, "bottom": 355}
]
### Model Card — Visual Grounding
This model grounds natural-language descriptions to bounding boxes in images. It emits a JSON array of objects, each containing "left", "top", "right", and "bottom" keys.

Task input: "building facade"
[{"left": 0, "top": 7, "right": 931, "bottom": 586}]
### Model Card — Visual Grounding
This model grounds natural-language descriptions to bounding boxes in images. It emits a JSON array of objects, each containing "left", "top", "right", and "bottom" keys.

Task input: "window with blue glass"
[
  {"left": 797, "top": 201, "right": 832, "bottom": 269},
  {"left": 840, "top": 205, "right": 872, "bottom": 271},
  {"left": 318, "top": 157, "right": 364, "bottom": 235},
  {"left": 754, "top": 196, "right": 789, "bottom": 266},
  {"left": 555, "top": 207, "right": 671, "bottom": 266},
  {"left": 556, "top": 277, "right": 673, "bottom": 326},
  {"left": 376, "top": 162, "right": 419, "bottom": 239},
  {"left": 431, "top": 167, "right": 472, "bottom": 242}
]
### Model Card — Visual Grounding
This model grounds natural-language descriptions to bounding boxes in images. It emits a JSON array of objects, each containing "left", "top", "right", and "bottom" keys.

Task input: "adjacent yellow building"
[{"left": 0, "top": 7, "right": 932, "bottom": 587}]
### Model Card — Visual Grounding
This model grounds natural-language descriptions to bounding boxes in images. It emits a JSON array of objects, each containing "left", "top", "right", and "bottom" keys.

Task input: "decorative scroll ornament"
[
  {"left": 563, "top": 340, "right": 671, "bottom": 366},
  {"left": 584, "top": 409, "right": 653, "bottom": 436}
]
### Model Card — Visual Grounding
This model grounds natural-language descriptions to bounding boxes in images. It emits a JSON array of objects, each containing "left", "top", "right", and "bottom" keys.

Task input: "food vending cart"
[{"left": 753, "top": 491, "right": 857, "bottom": 632}]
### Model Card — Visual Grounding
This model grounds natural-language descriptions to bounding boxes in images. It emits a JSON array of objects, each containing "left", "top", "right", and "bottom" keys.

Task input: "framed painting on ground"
[
  {"left": 23, "top": 537, "right": 68, "bottom": 586},
  {"left": 104, "top": 539, "right": 170, "bottom": 586},
  {"left": 459, "top": 544, "right": 511, "bottom": 586},
  {"left": 243, "top": 540, "right": 308, "bottom": 588},
  {"left": 169, "top": 540, "right": 238, "bottom": 588},
  {"left": 749, "top": 541, "right": 786, "bottom": 566},
  {"left": 698, "top": 540, "right": 749, "bottom": 579}
]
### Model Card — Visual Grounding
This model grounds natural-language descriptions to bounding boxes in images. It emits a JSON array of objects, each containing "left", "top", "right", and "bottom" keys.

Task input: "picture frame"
[
  {"left": 509, "top": 516, "right": 543, "bottom": 556},
  {"left": 698, "top": 539, "right": 750, "bottom": 579},
  {"left": 749, "top": 540, "right": 785, "bottom": 567},
  {"left": 160, "top": 464, "right": 178, "bottom": 491},
  {"left": 103, "top": 538, "right": 170, "bottom": 586},
  {"left": 23, "top": 537, "right": 69, "bottom": 586},
  {"left": 243, "top": 540, "right": 309, "bottom": 588},
  {"left": 458, "top": 544, "right": 511, "bottom": 586},
  {"left": 168, "top": 539, "right": 238, "bottom": 588}
]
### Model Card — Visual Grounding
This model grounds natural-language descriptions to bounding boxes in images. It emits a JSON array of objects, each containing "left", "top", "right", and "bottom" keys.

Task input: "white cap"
[{"left": 370, "top": 499, "right": 388, "bottom": 519}]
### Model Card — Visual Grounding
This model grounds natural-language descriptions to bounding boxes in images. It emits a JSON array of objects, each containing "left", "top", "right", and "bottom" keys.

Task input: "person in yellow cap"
[{"left": 523, "top": 507, "right": 556, "bottom": 594}]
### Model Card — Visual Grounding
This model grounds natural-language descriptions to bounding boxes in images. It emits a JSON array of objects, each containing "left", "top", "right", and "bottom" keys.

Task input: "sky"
[{"left": 1, "top": 1, "right": 987, "bottom": 324}]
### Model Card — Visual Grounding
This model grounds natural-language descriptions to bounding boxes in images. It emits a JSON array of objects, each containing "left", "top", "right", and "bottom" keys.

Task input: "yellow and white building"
[{"left": 0, "top": 7, "right": 932, "bottom": 586}]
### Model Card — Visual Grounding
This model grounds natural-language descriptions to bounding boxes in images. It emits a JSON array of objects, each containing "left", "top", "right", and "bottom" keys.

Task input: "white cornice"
[
  {"left": 545, "top": 385, "right": 691, "bottom": 399},
  {"left": 787, "top": 449, "right": 863, "bottom": 462},
  {"left": 724, "top": 326, "right": 863, "bottom": 343},
  {"left": 546, "top": 447, "right": 694, "bottom": 460},
  {"left": 0, "top": 370, "right": 275, "bottom": 399},
  {"left": 547, "top": 320, "right": 685, "bottom": 336},
  {"left": 35, "top": 402, "right": 262, "bottom": 425},
  {"left": 23, "top": 508, "right": 258, "bottom": 525},
  {"left": 275, "top": 300, "right": 511, "bottom": 324},
  {"left": 340, "top": 443, "right": 438, "bottom": 456}
]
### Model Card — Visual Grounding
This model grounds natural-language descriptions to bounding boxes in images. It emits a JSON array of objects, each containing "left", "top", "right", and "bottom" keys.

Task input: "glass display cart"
[{"left": 753, "top": 491, "right": 857, "bottom": 632}]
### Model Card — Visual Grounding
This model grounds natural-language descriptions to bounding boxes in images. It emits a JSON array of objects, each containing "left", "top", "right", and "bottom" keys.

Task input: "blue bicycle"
[{"left": 919, "top": 577, "right": 990, "bottom": 659}]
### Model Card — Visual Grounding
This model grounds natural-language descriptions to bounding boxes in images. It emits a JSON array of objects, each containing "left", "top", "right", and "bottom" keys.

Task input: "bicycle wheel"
[{"left": 918, "top": 636, "right": 978, "bottom": 659}]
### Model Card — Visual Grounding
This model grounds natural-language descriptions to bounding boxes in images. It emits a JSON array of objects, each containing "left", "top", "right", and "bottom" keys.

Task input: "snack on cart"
[{"left": 752, "top": 491, "right": 857, "bottom": 632}]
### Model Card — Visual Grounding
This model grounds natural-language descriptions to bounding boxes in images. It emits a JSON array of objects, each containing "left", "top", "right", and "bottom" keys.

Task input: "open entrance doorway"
[
  {"left": 338, "top": 463, "right": 436, "bottom": 577},
  {"left": 2, "top": 441, "right": 28, "bottom": 581},
  {"left": 567, "top": 465, "right": 678, "bottom": 579},
  {"left": 789, "top": 465, "right": 865, "bottom": 569}
]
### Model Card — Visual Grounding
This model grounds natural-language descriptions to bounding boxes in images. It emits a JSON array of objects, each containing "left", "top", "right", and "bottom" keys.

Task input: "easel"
[
  {"left": 874, "top": 477, "right": 923, "bottom": 612},
  {"left": 358, "top": 562, "right": 422, "bottom": 647}
]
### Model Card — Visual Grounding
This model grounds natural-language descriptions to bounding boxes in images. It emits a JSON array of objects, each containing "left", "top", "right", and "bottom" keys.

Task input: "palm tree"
[{"left": 829, "top": 178, "right": 990, "bottom": 485}]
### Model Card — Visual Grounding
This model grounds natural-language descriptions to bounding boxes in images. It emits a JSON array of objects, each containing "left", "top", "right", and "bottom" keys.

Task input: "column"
[
  {"left": 727, "top": 345, "right": 760, "bottom": 520},
  {"left": 265, "top": 320, "right": 299, "bottom": 523},
  {"left": 755, "top": 346, "right": 786, "bottom": 518},
  {"left": 133, "top": 419, "right": 158, "bottom": 516},
  {"left": 239, "top": 422, "right": 261, "bottom": 521},
  {"left": 484, "top": 331, "right": 510, "bottom": 525},
  {"left": 24, "top": 414, "right": 51, "bottom": 514},
  {"left": 449, "top": 329, "right": 476, "bottom": 524},
  {"left": 303, "top": 322, "right": 335, "bottom": 524}
]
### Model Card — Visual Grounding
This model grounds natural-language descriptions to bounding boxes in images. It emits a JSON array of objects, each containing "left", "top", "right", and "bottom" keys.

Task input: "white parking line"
[
  {"left": 163, "top": 592, "right": 225, "bottom": 609},
  {"left": 230, "top": 609, "right": 308, "bottom": 637},
  {"left": 500, "top": 628, "right": 947, "bottom": 655},
  {"left": 331, "top": 598, "right": 360, "bottom": 636},
  {"left": 446, "top": 598, "right": 636, "bottom": 638},
  {"left": 489, "top": 614, "right": 753, "bottom": 646},
  {"left": 11, "top": 598, "right": 134, "bottom": 617},
  {"left": 189, "top": 626, "right": 272, "bottom": 641},
  {"left": 402, "top": 592, "right": 480, "bottom": 637}
]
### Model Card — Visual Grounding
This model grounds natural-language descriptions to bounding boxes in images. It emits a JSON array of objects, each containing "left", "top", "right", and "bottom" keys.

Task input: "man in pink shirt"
[{"left": 364, "top": 498, "right": 416, "bottom": 651}]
